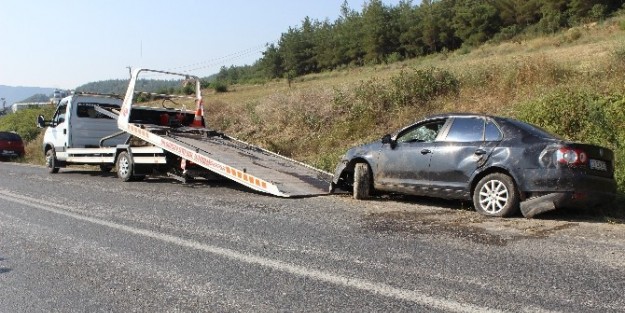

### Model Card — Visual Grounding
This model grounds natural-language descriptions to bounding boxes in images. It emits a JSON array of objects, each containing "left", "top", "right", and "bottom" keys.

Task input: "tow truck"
[{"left": 37, "top": 68, "right": 331, "bottom": 197}]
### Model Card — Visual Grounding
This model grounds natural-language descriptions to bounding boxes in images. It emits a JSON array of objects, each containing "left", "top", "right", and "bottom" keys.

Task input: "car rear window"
[
  {"left": 0, "top": 132, "right": 22, "bottom": 141},
  {"left": 445, "top": 117, "right": 484, "bottom": 142},
  {"left": 485, "top": 120, "right": 503, "bottom": 141}
]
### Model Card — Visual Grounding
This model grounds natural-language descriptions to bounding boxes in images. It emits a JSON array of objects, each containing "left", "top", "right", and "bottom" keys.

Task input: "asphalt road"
[{"left": 1, "top": 162, "right": 624, "bottom": 312}]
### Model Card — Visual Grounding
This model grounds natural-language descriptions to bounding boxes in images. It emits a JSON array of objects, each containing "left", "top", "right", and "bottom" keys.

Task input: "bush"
[
  {"left": 335, "top": 67, "right": 459, "bottom": 115},
  {"left": 389, "top": 68, "right": 459, "bottom": 108},
  {"left": 212, "top": 81, "right": 228, "bottom": 93},
  {"left": 492, "top": 25, "right": 522, "bottom": 43},
  {"left": 515, "top": 89, "right": 625, "bottom": 193}
]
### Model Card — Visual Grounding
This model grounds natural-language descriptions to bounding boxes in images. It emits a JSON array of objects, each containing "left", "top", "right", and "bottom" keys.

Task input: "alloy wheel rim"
[{"left": 478, "top": 179, "right": 509, "bottom": 214}]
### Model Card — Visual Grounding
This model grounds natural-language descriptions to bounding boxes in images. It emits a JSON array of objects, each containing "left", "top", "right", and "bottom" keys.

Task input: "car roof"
[
  {"left": 0, "top": 131, "right": 22, "bottom": 140},
  {"left": 424, "top": 112, "right": 498, "bottom": 120}
]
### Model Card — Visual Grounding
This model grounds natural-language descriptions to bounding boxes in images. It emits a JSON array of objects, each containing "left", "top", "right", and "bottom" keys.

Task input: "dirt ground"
[{"left": 338, "top": 193, "right": 625, "bottom": 246}]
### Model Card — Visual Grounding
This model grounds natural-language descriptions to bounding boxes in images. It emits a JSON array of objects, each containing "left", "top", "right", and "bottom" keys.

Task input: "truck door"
[{"left": 49, "top": 100, "right": 69, "bottom": 156}]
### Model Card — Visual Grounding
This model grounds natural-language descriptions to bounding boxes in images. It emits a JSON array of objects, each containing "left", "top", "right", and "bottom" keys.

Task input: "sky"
[{"left": 0, "top": 0, "right": 404, "bottom": 89}]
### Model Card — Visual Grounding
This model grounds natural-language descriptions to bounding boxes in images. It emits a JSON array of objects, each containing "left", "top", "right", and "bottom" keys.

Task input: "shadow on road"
[
  {"left": 51, "top": 169, "right": 261, "bottom": 193},
  {"left": 362, "top": 193, "right": 625, "bottom": 224}
]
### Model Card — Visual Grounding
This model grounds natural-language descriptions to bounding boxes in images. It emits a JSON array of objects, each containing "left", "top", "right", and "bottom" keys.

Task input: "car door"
[
  {"left": 426, "top": 117, "right": 503, "bottom": 198},
  {"left": 374, "top": 118, "right": 449, "bottom": 195},
  {"left": 49, "top": 100, "right": 69, "bottom": 156}
]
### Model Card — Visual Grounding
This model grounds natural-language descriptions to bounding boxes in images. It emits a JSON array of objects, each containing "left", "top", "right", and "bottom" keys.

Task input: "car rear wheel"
[
  {"left": 45, "top": 148, "right": 60, "bottom": 174},
  {"left": 353, "top": 163, "right": 372, "bottom": 200},
  {"left": 473, "top": 173, "right": 519, "bottom": 217}
]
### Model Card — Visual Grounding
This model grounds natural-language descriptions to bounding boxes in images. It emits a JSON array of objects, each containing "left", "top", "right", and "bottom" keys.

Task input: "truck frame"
[{"left": 38, "top": 68, "right": 331, "bottom": 197}]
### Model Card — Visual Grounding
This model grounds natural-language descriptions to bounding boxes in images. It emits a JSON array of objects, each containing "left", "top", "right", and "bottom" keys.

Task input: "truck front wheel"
[
  {"left": 46, "top": 148, "right": 60, "bottom": 174},
  {"left": 116, "top": 151, "right": 134, "bottom": 182}
]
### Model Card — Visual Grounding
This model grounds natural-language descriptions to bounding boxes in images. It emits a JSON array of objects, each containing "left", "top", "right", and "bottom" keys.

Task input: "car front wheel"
[
  {"left": 473, "top": 173, "right": 519, "bottom": 217},
  {"left": 353, "top": 163, "right": 372, "bottom": 200}
]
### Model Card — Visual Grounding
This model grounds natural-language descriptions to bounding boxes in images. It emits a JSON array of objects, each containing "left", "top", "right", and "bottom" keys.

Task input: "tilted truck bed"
[
  {"left": 166, "top": 130, "right": 331, "bottom": 197},
  {"left": 126, "top": 123, "right": 331, "bottom": 197}
]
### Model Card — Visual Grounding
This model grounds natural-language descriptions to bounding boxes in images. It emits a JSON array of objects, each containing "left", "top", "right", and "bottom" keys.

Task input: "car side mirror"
[
  {"left": 382, "top": 134, "right": 392, "bottom": 144},
  {"left": 36, "top": 115, "right": 48, "bottom": 128},
  {"left": 382, "top": 134, "right": 396, "bottom": 148}
]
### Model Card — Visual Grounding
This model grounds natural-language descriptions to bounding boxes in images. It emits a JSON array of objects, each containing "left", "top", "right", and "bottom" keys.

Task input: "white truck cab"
[
  {"left": 37, "top": 93, "right": 166, "bottom": 176},
  {"left": 44, "top": 94, "right": 129, "bottom": 156}
]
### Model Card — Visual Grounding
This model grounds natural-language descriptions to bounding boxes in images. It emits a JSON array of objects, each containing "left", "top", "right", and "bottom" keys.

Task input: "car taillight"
[{"left": 556, "top": 147, "right": 587, "bottom": 166}]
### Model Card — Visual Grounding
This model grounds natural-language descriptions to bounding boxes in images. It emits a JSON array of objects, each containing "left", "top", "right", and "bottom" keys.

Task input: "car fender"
[
  {"left": 468, "top": 148, "right": 524, "bottom": 197},
  {"left": 332, "top": 144, "right": 380, "bottom": 186}
]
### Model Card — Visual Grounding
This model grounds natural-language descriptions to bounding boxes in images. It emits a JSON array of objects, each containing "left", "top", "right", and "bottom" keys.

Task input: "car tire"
[
  {"left": 353, "top": 163, "right": 372, "bottom": 200},
  {"left": 46, "top": 148, "right": 60, "bottom": 174},
  {"left": 473, "top": 173, "right": 520, "bottom": 217},
  {"left": 116, "top": 151, "right": 134, "bottom": 182}
]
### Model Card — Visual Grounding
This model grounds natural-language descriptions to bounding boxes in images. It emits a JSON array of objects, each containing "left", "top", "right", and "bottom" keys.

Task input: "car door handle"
[
  {"left": 475, "top": 149, "right": 486, "bottom": 155},
  {"left": 421, "top": 149, "right": 431, "bottom": 155},
  {"left": 63, "top": 129, "right": 67, "bottom": 135}
]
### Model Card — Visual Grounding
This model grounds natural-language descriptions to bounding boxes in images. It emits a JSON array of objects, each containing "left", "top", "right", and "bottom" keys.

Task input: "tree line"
[{"left": 213, "top": 0, "right": 624, "bottom": 85}]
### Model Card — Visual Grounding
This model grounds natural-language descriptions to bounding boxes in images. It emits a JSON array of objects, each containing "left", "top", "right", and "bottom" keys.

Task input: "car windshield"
[
  {"left": 0, "top": 132, "right": 22, "bottom": 141},
  {"left": 505, "top": 119, "right": 562, "bottom": 140},
  {"left": 397, "top": 119, "right": 446, "bottom": 143}
]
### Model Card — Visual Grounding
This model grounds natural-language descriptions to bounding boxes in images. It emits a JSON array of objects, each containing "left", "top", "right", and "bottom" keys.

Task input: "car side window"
[
  {"left": 484, "top": 120, "right": 503, "bottom": 141},
  {"left": 445, "top": 117, "right": 484, "bottom": 142},
  {"left": 397, "top": 120, "right": 446, "bottom": 143}
]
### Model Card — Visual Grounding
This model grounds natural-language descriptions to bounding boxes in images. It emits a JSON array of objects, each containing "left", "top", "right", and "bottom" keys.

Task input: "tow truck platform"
[{"left": 162, "top": 127, "right": 331, "bottom": 197}]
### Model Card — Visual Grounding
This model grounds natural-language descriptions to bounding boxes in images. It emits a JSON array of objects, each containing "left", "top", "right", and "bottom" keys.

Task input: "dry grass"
[{"left": 23, "top": 132, "right": 45, "bottom": 165}]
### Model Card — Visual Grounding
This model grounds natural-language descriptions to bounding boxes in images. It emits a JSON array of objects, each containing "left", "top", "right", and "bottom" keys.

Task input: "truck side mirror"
[{"left": 36, "top": 115, "right": 47, "bottom": 128}]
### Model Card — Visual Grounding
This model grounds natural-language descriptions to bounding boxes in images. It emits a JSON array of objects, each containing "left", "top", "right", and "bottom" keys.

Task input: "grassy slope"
[{"left": 204, "top": 18, "right": 625, "bottom": 172}]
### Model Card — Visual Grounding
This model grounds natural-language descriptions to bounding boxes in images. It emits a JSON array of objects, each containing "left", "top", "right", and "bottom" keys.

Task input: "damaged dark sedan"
[{"left": 330, "top": 113, "right": 616, "bottom": 218}]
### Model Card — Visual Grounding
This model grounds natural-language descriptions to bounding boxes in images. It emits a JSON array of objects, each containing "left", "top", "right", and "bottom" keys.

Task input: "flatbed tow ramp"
[{"left": 118, "top": 69, "right": 331, "bottom": 197}]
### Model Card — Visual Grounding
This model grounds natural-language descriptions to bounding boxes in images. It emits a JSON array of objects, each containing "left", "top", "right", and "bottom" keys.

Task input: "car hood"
[{"left": 343, "top": 140, "right": 383, "bottom": 160}]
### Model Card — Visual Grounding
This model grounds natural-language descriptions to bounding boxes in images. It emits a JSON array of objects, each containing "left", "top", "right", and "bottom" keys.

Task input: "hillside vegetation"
[{"left": 214, "top": 0, "right": 625, "bottom": 85}]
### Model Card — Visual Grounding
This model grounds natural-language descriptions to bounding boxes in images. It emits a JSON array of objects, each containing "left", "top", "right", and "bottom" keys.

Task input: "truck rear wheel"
[
  {"left": 46, "top": 148, "right": 60, "bottom": 174},
  {"left": 116, "top": 151, "right": 134, "bottom": 182}
]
